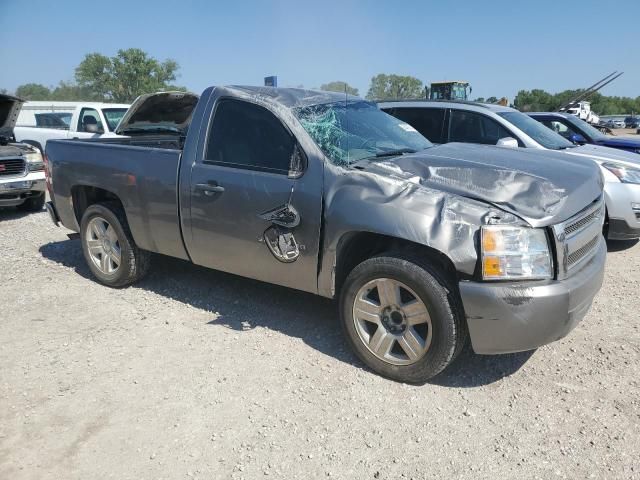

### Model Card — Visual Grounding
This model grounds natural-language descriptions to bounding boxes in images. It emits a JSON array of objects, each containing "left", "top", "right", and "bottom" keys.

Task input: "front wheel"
[
  {"left": 340, "top": 254, "right": 467, "bottom": 383},
  {"left": 80, "top": 202, "right": 150, "bottom": 287}
]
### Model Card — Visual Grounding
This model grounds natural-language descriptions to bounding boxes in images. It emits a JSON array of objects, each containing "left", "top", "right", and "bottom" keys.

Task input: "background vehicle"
[
  {"left": 381, "top": 100, "right": 640, "bottom": 240},
  {"left": 0, "top": 94, "right": 46, "bottom": 211},
  {"left": 604, "top": 118, "right": 625, "bottom": 129},
  {"left": 556, "top": 71, "right": 623, "bottom": 127},
  {"left": 565, "top": 101, "right": 601, "bottom": 125},
  {"left": 45, "top": 87, "right": 605, "bottom": 383},
  {"left": 625, "top": 116, "right": 640, "bottom": 128},
  {"left": 14, "top": 101, "right": 129, "bottom": 152},
  {"left": 428, "top": 81, "right": 470, "bottom": 101},
  {"left": 529, "top": 112, "right": 640, "bottom": 154}
]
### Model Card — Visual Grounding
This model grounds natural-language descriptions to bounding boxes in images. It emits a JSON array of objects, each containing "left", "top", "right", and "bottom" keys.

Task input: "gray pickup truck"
[{"left": 45, "top": 87, "right": 606, "bottom": 383}]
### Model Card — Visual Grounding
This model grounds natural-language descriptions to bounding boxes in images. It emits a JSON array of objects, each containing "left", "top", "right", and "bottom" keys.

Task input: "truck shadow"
[
  {"left": 0, "top": 206, "right": 42, "bottom": 221},
  {"left": 39, "top": 238, "right": 533, "bottom": 388},
  {"left": 606, "top": 238, "right": 638, "bottom": 252}
]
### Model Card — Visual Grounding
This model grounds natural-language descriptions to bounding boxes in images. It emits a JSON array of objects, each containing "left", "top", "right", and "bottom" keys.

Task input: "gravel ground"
[{"left": 1, "top": 207, "right": 639, "bottom": 480}]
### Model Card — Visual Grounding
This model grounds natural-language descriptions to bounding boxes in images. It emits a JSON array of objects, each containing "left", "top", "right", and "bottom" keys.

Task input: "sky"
[{"left": 1, "top": 0, "right": 638, "bottom": 101}]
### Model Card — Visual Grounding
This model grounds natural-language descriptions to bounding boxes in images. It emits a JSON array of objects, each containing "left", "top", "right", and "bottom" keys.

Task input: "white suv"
[{"left": 380, "top": 100, "right": 640, "bottom": 240}]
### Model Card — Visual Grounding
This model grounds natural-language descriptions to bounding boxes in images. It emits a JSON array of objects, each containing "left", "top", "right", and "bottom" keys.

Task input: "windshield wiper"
[{"left": 374, "top": 148, "right": 417, "bottom": 158}]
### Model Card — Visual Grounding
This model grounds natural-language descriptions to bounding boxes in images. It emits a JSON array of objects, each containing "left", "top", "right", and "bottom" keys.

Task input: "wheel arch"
[
  {"left": 71, "top": 185, "right": 127, "bottom": 228},
  {"left": 333, "top": 231, "right": 459, "bottom": 298}
]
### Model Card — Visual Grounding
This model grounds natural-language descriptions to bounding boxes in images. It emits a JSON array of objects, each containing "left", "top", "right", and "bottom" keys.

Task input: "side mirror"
[
  {"left": 496, "top": 137, "right": 519, "bottom": 148},
  {"left": 84, "top": 123, "right": 101, "bottom": 134},
  {"left": 570, "top": 134, "right": 587, "bottom": 145}
]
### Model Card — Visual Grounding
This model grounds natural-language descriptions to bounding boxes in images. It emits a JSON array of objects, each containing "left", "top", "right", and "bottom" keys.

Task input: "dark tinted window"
[
  {"left": 449, "top": 110, "right": 512, "bottom": 145},
  {"left": 206, "top": 99, "right": 295, "bottom": 173},
  {"left": 386, "top": 107, "right": 445, "bottom": 143}
]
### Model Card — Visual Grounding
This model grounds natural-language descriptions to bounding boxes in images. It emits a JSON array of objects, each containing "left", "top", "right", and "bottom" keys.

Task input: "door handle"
[{"left": 195, "top": 183, "right": 225, "bottom": 196}]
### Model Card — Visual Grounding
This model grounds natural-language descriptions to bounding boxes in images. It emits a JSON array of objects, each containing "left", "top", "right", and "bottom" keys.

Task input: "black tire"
[
  {"left": 80, "top": 202, "right": 150, "bottom": 287},
  {"left": 340, "top": 253, "right": 467, "bottom": 383},
  {"left": 17, "top": 192, "right": 45, "bottom": 212}
]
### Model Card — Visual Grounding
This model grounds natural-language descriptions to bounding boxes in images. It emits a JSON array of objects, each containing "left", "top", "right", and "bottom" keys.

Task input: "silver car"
[{"left": 380, "top": 100, "right": 640, "bottom": 240}]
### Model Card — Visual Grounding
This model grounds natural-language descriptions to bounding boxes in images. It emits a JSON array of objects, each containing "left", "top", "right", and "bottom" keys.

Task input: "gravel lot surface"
[{"left": 1, "top": 207, "right": 639, "bottom": 480}]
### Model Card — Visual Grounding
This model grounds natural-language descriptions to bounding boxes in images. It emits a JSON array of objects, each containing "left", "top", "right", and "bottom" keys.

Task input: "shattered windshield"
[{"left": 294, "top": 101, "right": 432, "bottom": 166}]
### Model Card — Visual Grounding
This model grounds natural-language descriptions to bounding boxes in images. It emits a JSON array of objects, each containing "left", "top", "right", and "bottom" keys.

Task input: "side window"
[
  {"left": 205, "top": 99, "right": 295, "bottom": 174},
  {"left": 449, "top": 110, "right": 513, "bottom": 145},
  {"left": 78, "top": 108, "right": 104, "bottom": 133},
  {"left": 386, "top": 107, "right": 445, "bottom": 143},
  {"left": 543, "top": 120, "right": 577, "bottom": 140}
]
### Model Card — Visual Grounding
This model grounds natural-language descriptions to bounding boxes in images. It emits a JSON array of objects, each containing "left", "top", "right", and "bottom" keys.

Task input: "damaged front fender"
[{"left": 317, "top": 162, "right": 523, "bottom": 297}]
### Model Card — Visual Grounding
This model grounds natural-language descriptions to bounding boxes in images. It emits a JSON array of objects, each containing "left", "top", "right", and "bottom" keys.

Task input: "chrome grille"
[
  {"left": 0, "top": 157, "right": 27, "bottom": 177},
  {"left": 565, "top": 208, "right": 600, "bottom": 236},
  {"left": 567, "top": 235, "right": 600, "bottom": 267},
  {"left": 552, "top": 196, "right": 604, "bottom": 279}
]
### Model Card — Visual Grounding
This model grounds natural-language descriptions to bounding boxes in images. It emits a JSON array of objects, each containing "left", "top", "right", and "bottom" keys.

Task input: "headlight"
[
  {"left": 24, "top": 151, "right": 44, "bottom": 172},
  {"left": 481, "top": 225, "right": 552, "bottom": 280},
  {"left": 603, "top": 163, "right": 640, "bottom": 184}
]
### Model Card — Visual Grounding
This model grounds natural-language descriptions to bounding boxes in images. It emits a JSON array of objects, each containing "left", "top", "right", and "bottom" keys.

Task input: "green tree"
[
  {"left": 320, "top": 81, "right": 359, "bottom": 96},
  {"left": 513, "top": 89, "right": 558, "bottom": 112},
  {"left": 365, "top": 74, "right": 424, "bottom": 101},
  {"left": 75, "top": 48, "right": 185, "bottom": 102},
  {"left": 486, "top": 96, "right": 499, "bottom": 104},
  {"left": 514, "top": 88, "right": 640, "bottom": 115},
  {"left": 15, "top": 83, "right": 51, "bottom": 100},
  {"left": 50, "top": 81, "right": 102, "bottom": 101}
]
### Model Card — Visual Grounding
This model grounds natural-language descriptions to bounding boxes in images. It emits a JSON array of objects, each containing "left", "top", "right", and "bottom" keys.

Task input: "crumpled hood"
[
  {"left": 357, "top": 142, "right": 603, "bottom": 227},
  {"left": 0, "top": 93, "right": 24, "bottom": 141},
  {"left": 568, "top": 143, "right": 640, "bottom": 167}
]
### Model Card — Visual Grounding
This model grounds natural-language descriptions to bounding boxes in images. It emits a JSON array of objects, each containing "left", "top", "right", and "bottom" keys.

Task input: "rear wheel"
[
  {"left": 80, "top": 202, "right": 150, "bottom": 287},
  {"left": 17, "top": 192, "right": 45, "bottom": 212},
  {"left": 340, "top": 253, "right": 466, "bottom": 383}
]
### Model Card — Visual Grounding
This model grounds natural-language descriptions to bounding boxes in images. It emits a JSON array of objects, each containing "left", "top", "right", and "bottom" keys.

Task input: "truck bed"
[{"left": 46, "top": 137, "right": 189, "bottom": 260}]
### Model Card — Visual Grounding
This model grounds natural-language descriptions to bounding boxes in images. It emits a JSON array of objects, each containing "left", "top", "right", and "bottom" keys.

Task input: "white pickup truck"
[
  {"left": 14, "top": 101, "right": 129, "bottom": 152},
  {"left": 565, "top": 101, "right": 600, "bottom": 126}
]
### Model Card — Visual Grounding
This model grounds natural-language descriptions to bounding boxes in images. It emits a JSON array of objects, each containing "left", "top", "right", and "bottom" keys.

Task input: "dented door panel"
[{"left": 180, "top": 88, "right": 324, "bottom": 294}]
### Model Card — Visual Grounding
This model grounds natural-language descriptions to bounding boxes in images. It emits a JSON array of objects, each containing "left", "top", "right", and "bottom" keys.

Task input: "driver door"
[
  {"left": 71, "top": 108, "right": 104, "bottom": 139},
  {"left": 186, "top": 97, "right": 323, "bottom": 294}
]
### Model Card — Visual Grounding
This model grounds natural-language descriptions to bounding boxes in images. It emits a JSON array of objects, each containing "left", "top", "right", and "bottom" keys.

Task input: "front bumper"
[
  {"left": 459, "top": 238, "right": 606, "bottom": 354},
  {"left": 0, "top": 172, "right": 46, "bottom": 207}
]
